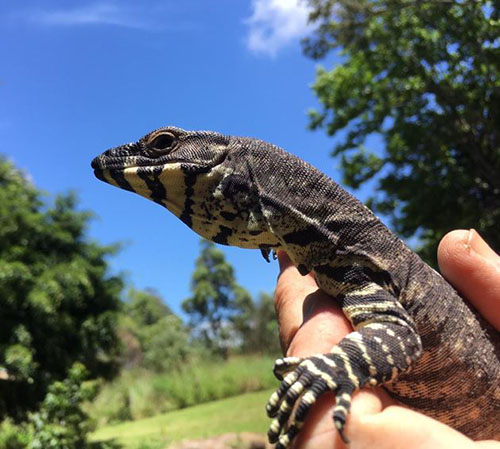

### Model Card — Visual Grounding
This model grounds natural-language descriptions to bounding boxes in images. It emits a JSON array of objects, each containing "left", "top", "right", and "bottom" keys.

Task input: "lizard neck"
[{"left": 248, "top": 147, "right": 402, "bottom": 273}]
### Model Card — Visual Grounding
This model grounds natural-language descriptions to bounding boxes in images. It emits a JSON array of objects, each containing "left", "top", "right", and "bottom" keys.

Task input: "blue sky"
[{"left": 1, "top": 0, "right": 370, "bottom": 316}]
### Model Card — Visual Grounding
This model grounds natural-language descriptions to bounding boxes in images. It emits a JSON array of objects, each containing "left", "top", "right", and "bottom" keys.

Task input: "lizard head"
[{"left": 91, "top": 126, "right": 281, "bottom": 250}]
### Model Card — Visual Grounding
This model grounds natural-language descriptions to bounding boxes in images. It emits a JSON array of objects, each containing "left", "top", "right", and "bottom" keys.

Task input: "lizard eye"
[{"left": 149, "top": 133, "right": 177, "bottom": 154}]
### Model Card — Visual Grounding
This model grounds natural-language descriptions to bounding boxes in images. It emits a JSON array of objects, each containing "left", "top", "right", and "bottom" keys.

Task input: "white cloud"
[
  {"left": 25, "top": 3, "right": 148, "bottom": 29},
  {"left": 245, "top": 0, "right": 312, "bottom": 57}
]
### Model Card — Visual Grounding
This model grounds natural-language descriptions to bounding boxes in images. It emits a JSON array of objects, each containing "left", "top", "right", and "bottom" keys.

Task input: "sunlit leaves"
[
  {"left": 306, "top": 0, "right": 500, "bottom": 263},
  {"left": 0, "top": 157, "right": 122, "bottom": 418}
]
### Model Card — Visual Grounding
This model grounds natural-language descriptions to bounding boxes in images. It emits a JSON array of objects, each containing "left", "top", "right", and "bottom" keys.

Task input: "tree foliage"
[
  {"left": 120, "top": 289, "right": 190, "bottom": 372},
  {"left": 123, "top": 288, "right": 172, "bottom": 326},
  {"left": 304, "top": 0, "right": 500, "bottom": 263},
  {"left": 0, "top": 363, "right": 119, "bottom": 449},
  {"left": 235, "top": 292, "right": 281, "bottom": 355},
  {"left": 182, "top": 240, "right": 252, "bottom": 356},
  {"left": 0, "top": 158, "right": 122, "bottom": 419},
  {"left": 29, "top": 363, "right": 97, "bottom": 449}
]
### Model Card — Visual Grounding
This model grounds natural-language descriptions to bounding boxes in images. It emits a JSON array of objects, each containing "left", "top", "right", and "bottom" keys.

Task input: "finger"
[
  {"left": 474, "top": 442, "right": 500, "bottom": 448},
  {"left": 288, "top": 301, "right": 352, "bottom": 357},
  {"left": 351, "top": 405, "right": 476, "bottom": 449},
  {"left": 274, "top": 251, "right": 323, "bottom": 351},
  {"left": 438, "top": 229, "right": 500, "bottom": 330},
  {"left": 291, "top": 390, "right": 394, "bottom": 449},
  {"left": 275, "top": 251, "right": 351, "bottom": 355}
]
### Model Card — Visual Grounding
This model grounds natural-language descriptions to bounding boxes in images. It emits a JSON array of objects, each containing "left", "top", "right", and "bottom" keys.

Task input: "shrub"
[
  {"left": 29, "top": 363, "right": 98, "bottom": 449},
  {"left": 0, "top": 419, "right": 31, "bottom": 449}
]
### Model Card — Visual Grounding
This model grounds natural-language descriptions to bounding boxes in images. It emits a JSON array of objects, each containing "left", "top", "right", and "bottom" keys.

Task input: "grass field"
[
  {"left": 90, "top": 389, "right": 274, "bottom": 449},
  {"left": 87, "top": 355, "right": 278, "bottom": 426}
]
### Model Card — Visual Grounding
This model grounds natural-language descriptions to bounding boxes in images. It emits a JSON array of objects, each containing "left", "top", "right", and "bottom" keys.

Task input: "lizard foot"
[{"left": 266, "top": 354, "right": 355, "bottom": 448}]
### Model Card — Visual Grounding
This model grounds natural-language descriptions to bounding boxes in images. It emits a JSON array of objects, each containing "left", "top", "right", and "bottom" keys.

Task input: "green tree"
[
  {"left": 120, "top": 288, "right": 190, "bottom": 372},
  {"left": 0, "top": 158, "right": 122, "bottom": 419},
  {"left": 304, "top": 0, "right": 500, "bottom": 263},
  {"left": 123, "top": 288, "right": 172, "bottom": 326},
  {"left": 182, "top": 240, "right": 252, "bottom": 357},
  {"left": 235, "top": 292, "right": 281, "bottom": 355}
]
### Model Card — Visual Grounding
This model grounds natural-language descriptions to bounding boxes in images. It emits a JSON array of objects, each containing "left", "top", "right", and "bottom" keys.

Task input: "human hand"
[{"left": 273, "top": 229, "right": 500, "bottom": 449}]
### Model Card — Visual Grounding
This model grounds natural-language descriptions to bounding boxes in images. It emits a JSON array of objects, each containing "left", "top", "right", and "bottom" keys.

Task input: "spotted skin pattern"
[{"left": 92, "top": 127, "right": 500, "bottom": 447}]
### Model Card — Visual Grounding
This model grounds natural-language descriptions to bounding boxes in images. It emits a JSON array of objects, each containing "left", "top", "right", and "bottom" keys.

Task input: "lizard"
[{"left": 91, "top": 126, "right": 500, "bottom": 448}]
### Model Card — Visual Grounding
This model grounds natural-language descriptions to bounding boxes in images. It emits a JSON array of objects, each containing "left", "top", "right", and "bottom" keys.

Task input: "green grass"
[
  {"left": 87, "top": 355, "right": 278, "bottom": 426},
  {"left": 90, "top": 389, "right": 274, "bottom": 449}
]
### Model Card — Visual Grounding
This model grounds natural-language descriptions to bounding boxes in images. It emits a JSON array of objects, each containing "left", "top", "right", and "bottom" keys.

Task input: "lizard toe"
[
  {"left": 275, "top": 423, "right": 301, "bottom": 449},
  {"left": 273, "top": 356, "right": 303, "bottom": 380},
  {"left": 267, "top": 372, "right": 312, "bottom": 441},
  {"left": 266, "top": 370, "right": 301, "bottom": 417},
  {"left": 332, "top": 387, "right": 354, "bottom": 444}
]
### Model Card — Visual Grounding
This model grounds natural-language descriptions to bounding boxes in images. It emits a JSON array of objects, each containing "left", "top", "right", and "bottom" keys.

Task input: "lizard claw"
[
  {"left": 260, "top": 246, "right": 271, "bottom": 263},
  {"left": 259, "top": 246, "right": 278, "bottom": 263}
]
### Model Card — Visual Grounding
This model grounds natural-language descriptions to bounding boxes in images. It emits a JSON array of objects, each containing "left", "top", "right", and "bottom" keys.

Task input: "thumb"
[{"left": 437, "top": 229, "right": 500, "bottom": 330}]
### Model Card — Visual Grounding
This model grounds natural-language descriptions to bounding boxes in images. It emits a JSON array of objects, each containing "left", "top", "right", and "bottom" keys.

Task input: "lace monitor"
[{"left": 92, "top": 126, "right": 500, "bottom": 447}]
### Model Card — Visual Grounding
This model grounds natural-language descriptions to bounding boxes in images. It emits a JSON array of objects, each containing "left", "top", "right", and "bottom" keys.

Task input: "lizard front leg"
[{"left": 266, "top": 281, "right": 422, "bottom": 448}]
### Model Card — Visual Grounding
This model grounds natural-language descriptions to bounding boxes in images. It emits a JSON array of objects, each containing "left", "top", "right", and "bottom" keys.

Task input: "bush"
[
  {"left": 119, "top": 289, "right": 191, "bottom": 373},
  {"left": 30, "top": 363, "right": 98, "bottom": 449},
  {"left": 0, "top": 419, "right": 31, "bottom": 449},
  {"left": 0, "top": 363, "right": 116, "bottom": 449},
  {"left": 142, "top": 315, "right": 190, "bottom": 372}
]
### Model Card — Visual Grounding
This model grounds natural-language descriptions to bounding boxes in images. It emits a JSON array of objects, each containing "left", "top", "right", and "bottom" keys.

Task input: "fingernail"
[
  {"left": 466, "top": 229, "right": 500, "bottom": 266},
  {"left": 467, "top": 229, "right": 498, "bottom": 260}
]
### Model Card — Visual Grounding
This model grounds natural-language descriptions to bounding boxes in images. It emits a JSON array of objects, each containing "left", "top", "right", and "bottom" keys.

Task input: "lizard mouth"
[
  {"left": 91, "top": 157, "right": 189, "bottom": 173},
  {"left": 91, "top": 149, "right": 229, "bottom": 173},
  {"left": 91, "top": 155, "right": 137, "bottom": 171}
]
